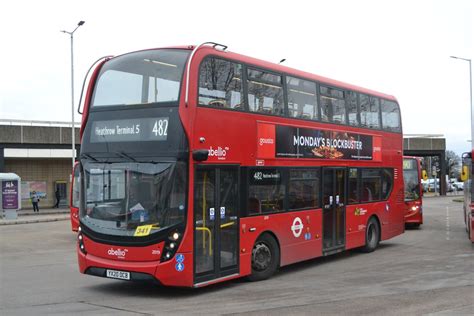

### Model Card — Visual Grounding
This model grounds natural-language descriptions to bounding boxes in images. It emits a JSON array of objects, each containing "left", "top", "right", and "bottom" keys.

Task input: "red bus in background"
[
  {"left": 403, "top": 156, "right": 423, "bottom": 227},
  {"left": 74, "top": 42, "right": 405, "bottom": 287},
  {"left": 461, "top": 151, "right": 474, "bottom": 242},
  {"left": 70, "top": 162, "right": 80, "bottom": 232}
]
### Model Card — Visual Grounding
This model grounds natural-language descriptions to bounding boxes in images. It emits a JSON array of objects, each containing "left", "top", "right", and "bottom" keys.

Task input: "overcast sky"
[{"left": 0, "top": 0, "right": 472, "bottom": 155}]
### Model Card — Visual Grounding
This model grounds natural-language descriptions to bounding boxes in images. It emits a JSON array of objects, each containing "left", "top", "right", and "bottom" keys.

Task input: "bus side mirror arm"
[{"left": 193, "top": 149, "right": 209, "bottom": 162}]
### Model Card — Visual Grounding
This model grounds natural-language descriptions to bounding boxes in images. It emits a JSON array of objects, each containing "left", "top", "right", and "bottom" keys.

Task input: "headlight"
[
  {"left": 78, "top": 228, "right": 87, "bottom": 254},
  {"left": 161, "top": 230, "right": 182, "bottom": 262}
]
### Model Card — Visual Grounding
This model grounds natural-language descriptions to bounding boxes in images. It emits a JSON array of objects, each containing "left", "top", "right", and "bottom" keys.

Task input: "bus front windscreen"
[
  {"left": 92, "top": 49, "right": 190, "bottom": 107},
  {"left": 81, "top": 161, "right": 186, "bottom": 237},
  {"left": 403, "top": 159, "right": 420, "bottom": 201}
]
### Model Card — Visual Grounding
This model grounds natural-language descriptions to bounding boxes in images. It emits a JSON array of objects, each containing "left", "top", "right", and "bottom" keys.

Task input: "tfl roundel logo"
[{"left": 291, "top": 217, "right": 304, "bottom": 238}]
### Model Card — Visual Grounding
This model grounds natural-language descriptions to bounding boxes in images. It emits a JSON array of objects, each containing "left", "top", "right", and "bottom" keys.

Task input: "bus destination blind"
[{"left": 90, "top": 117, "right": 169, "bottom": 143}]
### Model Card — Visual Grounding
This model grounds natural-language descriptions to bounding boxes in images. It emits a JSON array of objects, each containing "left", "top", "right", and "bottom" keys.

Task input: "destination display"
[
  {"left": 90, "top": 117, "right": 169, "bottom": 143},
  {"left": 249, "top": 169, "right": 282, "bottom": 185},
  {"left": 276, "top": 125, "right": 375, "bottom": 160},
  {"left": 403, "top": 159, "right": 417, "bottom": 170}
]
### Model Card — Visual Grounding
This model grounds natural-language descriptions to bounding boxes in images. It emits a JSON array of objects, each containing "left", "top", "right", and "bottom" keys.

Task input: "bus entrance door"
[
  {"left": 322, "top": 168, "right": 346, "bottom": 254},
  {"left": 194, "top": 166, "right": 239, "bottom": 284}
]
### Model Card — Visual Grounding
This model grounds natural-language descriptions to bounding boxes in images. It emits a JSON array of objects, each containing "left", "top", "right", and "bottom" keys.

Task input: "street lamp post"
[
  {"left": 61, "top": 21, "right": 85, "bottom": 169},
  {"left": 450, "top": 56, "right": 473, "bottom": 148}
]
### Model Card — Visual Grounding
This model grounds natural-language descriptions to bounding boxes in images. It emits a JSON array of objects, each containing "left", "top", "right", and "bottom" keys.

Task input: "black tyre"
[
  {"left": 247, "top": 233, "right": 279, "bottom": 282},
  {"left": 361, "top": 217, "right": 380, "bottom": 253}
]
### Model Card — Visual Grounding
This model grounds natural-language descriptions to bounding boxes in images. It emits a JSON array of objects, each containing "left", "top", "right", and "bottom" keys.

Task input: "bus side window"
[
  {"left": 248, "top": 197, "right": 261, "bottom": 214},
  {"left": 369, "top": 97, "right": 381, "bottom": 129},
  {"left": 348, "top": 168, "right": 359, "bottom": 204},
  {"left": 360, "top": 94, "right": 381, "bottom": 129},
  {"left": 320, "top": 86, "right": 345, "bottom": 124},
  {"left": 381, "top": 100, "right": 401, "bottom": 132},
  {"left": 247, "top": 68, "right": 284, "bottom": 116},
  {"left": 288, "top": 168, "right": 320, "bottom": 210},
  {"left": 381, "top": 168, "right": 393, "bottom": 199},
  {"left": 361, "top": 169, "right": 381, "bottom": 202},
  {"left": 346, "top": 91, "right": 359, "bottom": 127},
  {"left": 198, "top": 57, "right": 243, "bottom": 110},
  {"left": 248, "top": 168, "right": 285, "bottom": 214},
  {"left": 286, "top": 77, "right": 318, "bottom": 120}
]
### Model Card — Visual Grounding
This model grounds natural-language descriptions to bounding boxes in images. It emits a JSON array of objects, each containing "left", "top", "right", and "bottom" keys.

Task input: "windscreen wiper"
[
  {"left": 81, "top": 153, "right": 98, "bottom": 162},
  {"left": 116, "top": 151, "right": 137, "bottom": 162}
]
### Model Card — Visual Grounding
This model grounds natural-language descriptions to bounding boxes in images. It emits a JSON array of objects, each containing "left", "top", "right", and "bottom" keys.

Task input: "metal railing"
[{"left": 0, "top": 119, "right": 80, "bottom": 128}]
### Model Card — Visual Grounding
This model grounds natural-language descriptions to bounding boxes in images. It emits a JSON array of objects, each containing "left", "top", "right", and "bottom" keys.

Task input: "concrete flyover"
[
  {"left": 403, "top": 134, "right": 447, "bottom": 195},
  {"left": 0, "top": 119, "right": 80, "bottom": 208}
]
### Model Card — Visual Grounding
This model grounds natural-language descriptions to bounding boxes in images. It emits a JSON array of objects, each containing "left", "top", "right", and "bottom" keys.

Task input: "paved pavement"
[
  {"left": 0, "top": 196, "right": 473, "bottom": 315},
  {"left": 0, "top": 207, "right": 70, "bottom": 225}
]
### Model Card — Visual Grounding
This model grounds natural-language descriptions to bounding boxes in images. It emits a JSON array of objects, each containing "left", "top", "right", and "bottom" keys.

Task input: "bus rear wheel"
[
  {"left": 247, "top": 233, "right": 279, "bottom": 282},
  {"left": 361, "top": 217, "right": 380, "bottom": 253}
]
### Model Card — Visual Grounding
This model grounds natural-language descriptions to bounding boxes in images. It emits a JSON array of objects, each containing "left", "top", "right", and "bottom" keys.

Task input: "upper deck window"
[
  {"left": 286, "top": 76, "right": 318, "bottom": 120},
  {"left": 346, "top": 91, "right": 359, "bottom": 126},
  {"left": 247, "top": 68, "right": 284, "bottom": 116},
  {"left": 92, "top": 49, "right": 189, "bottom": 107},
  {"left": 381, "top": 99, "right": 401, "bottom": 132},
  {"left": 360, "top": 94, "right": 380, "bottom": 129},
  {"left": 199, "top": 58, "right": 243, "bottom": 110},
  {"left": 320, "top": 86, "right": 346, "bottom": 124}
]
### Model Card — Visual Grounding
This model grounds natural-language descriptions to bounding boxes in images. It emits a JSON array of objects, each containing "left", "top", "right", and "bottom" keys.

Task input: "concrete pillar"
[
  {"left": 0, "top": 147, "right": 4, "bottom": 172},
  {"left": 439, "top": 151, "right": 446, "bottom": 196}
]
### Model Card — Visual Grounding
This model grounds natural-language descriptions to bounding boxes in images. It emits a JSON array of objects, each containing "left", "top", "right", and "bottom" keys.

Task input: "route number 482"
[{"left": 152, "top": 119, "right": 168, "bottom": 137}]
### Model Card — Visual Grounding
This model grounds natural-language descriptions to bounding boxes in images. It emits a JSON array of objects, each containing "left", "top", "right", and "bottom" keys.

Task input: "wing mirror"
[
  {"left": 422, "top": 170, "right": 428, "bottom": 181},
  {"left": 192, "top": 149, "right": 209, "bottom": 162},
  {"left": 461, "top": 165, "right": 469, "bottom": 182}
]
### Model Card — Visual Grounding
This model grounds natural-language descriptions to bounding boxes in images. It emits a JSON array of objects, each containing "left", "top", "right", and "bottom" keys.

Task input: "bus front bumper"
[{"left": 78, "top": 247, "right": 193, "bottom": 287}]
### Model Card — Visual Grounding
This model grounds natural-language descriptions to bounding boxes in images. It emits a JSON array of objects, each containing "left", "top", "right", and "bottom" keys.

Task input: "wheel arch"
[
  {"left": 256, "top": 230, "right": 281, "bottom": 267},
  {"left": 368, "top": 214, "right": 382, "bottom": 240}
]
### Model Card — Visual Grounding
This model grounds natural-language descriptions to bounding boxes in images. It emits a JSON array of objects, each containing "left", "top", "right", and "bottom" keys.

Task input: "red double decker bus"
[
  {"left": 403, "top": 156, "right": 423, "bottom": 227},
  {"left": 75, "top": 43, "right": 405, "bottom": 287},
  {"left": 461, "top": 150, "right": 474, "bottom": 242}
]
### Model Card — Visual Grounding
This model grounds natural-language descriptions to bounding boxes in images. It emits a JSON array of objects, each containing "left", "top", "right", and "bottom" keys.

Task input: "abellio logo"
[
  {"left": 107, "top": 248, "right": 128, "bottom": 259},
  {"left": 208, "top": 146, "right": 229, "bottom": 160}
]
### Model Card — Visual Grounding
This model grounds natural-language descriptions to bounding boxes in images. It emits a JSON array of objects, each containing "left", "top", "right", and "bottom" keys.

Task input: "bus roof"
[
  {"left": 191, "top": 45, "right": 398, "bottom": 102},
  {"left": 107, "top": 44, "right": 399, "bottom": 102}
]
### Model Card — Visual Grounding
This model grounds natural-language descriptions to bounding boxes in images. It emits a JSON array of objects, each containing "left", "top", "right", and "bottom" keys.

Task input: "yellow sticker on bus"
[{"left": 134, "top": 225, "right": 153, "bottom": 237}]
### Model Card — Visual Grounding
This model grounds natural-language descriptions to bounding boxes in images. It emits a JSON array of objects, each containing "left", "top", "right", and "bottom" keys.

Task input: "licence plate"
[{"left": 106, "top": 269, "right": 130, "bottom": 280}]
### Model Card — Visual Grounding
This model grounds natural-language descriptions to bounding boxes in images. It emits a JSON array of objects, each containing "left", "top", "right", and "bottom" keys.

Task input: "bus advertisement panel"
[{"left": 74, "top": 43, "right": 405, "bottom": 287}]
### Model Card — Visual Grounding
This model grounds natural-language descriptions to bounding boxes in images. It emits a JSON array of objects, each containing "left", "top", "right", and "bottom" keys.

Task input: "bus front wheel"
[
  {"left": 361, "top": 217, "right": 380, "bottom": 253},
  {"left": 247, "top": 233, "right": 279, "bottom": 281}
]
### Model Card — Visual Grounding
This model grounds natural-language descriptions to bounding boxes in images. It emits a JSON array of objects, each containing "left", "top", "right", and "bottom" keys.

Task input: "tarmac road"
[{"left": 0, "top": 196, "right": 473, "bottom": 315}]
